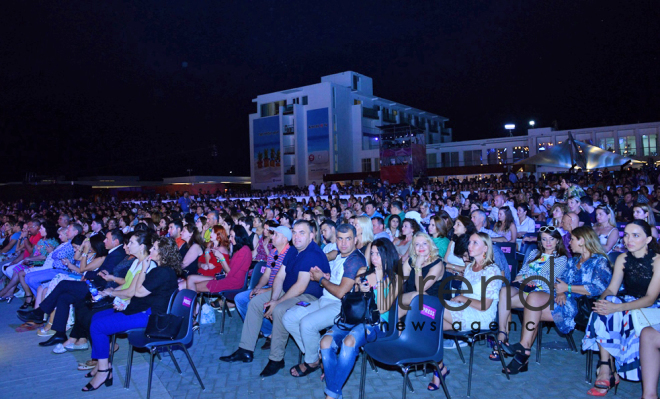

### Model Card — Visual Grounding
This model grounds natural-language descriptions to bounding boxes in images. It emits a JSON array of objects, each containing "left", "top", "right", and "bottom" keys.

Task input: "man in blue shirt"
[
  {"left": 220, "top": 220, "right": 331, "bottom": 377},
  {"left": 177, "top": 191, "right": 191, "bottom": 214}
]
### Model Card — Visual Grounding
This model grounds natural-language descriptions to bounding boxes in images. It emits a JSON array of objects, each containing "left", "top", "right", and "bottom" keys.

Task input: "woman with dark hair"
[
  {"left": 582, "top": 220, "right": 660, "bottom": 395},
  {"left": 186, "top": 225, "right": 252, "bottom": 295},
  {"left": 516, "top": 204, "right": 535, "bottom": 236},
  {"left": 493, "top": 207, "right": 517, "bottom": 243},
  {"left": 393, "top": 218, "right": 421, "bottom": 262},
  {"left": 443, "top": 215, "right": 476, "bottom": 277},
  {"left": 82, "top": 236, "right": 180, "bottom": 391},
  {"left": 427, "top": 215, "right": 450, "bottom": 258},
  {"left": 493, "top": 226, "right": 569, "bottom": 362},
  {"left": 386, "top": 214, "right": 401, "bottom": 239},
  {"left": 320, "top": 238, "right": 398, "bottom": 399},
  {"left": 180, "top": 225, "right": 205, "bottom": 276},
  {"left": 503, "top": 227, "right": 611, "bottom": 374}
]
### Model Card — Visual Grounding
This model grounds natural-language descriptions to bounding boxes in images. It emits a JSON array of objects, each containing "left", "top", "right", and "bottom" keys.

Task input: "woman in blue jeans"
[
  {"left": 320, "top": 238, "right": 397, "bottom": 399},
  {"left": 83, "top": 235, "right": 180, "bottom": 392}
]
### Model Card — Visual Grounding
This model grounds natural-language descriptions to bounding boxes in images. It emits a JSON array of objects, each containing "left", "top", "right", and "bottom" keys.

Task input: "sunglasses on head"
[{"left": 539, "top": 226, "right": 557, "bottom": 233}]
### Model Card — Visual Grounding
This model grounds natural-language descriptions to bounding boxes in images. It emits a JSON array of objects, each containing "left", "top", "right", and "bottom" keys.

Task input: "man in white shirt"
[
  {"left": 490, "top": 194, "right": 519, "bottom": 225},
  {"left": 320, "top": 220, "right": 338, "bottom": 261},
  {"left": 308, "top": 182, "right": 316, "bottom": 197},
  {"left": 330, "top": 182, "right": 339, "bottom": 194},
  {"left": 444, "top": 196, "right": 459, "bottom": 219},
  {"left": 282, "top": 224, "right": 365, "bottom": 377},
  {"left": 319, "top": 183, "right": 326, "bottom": 196}
]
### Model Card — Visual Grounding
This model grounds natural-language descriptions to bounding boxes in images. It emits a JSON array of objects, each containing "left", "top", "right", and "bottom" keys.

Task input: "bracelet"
[
  {"left": 319, "top": 276, "right": 325, "bottom": 287},
  {"left": 567, "top": 284, "right": 572, "bottom": 298}
]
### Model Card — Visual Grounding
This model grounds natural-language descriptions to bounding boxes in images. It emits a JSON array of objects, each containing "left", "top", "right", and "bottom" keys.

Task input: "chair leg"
[
  {"left": 147, "top": 350, "right": 156, "bottom": 399},
  {"left": 467, "top": 339, "right": 475, "bottom": 397},
  {"left": 359, "top": 353, "right": 367, "bottom": 399},
  {"left": 567, "top": 332, "right": 577, "bottom": 352},
  {"left": 453, "top": 336, "right": 465, "bottom": 364},
  {"left": 368, "top": 355, "right": 377, "bottom": 373},
  {"left": 493, "top": 333, "right": 510, "bottom": 381},
  {"left": 125, "top": 343, "right": 134, "bottom": 389},
  {"left": 166, "top": 345, "right": 182, "bottom": 374},
  {"left": 536, "top": 323, "right": 542, "bottom": 364},
  {"left": 220, "top": 298, "right": 227, "bottom": 334},
  {"left": 109, "top": 334, "right": 117, "bottom": 366},
  {"left": 224, "top": 297, "right": 232, "bottom": 318},
  {"left": 181, "top": 345, "right": 205, "bottom": 390},
  {"left": 437, "top": 362, "right": 452, "bottom": 399}
]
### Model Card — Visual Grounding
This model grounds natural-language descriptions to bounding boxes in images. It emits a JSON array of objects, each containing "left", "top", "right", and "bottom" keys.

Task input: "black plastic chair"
[
  {"left": 608, "top": 251, "right": 623, "bottom": 266},
  {"left": 444, "top": 328, "right": 510, "bottom": 397},
  {"left": 124, "top": 289, "right": 205, "bottom": 399},
  {"left": 361, "top": 295, "right": 451, "bottom": 399}
]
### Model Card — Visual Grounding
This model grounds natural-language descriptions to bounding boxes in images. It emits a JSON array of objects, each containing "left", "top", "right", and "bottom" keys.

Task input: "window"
[
  {"left": 599, "top": 137, "right": 615, "bottom": 153},
  {"left": 374, "top": 157, "right": 380, "bottom": 171},
  {"left": 619, "top": 136, "right": 636, "bottom": 156},
  {"left": 642, "top": 134, "right": 657, "bottom": 156},
  {"left": 353, "top": 75, "right": 359, "bottom": 91},
  {"left": 354, "top": 99, "right": 362, "bottom": 105},
  {"left": 512, "top": 146, "right": 529, "bottom": 162},
  {"left": 361, "top": 158, "right": 372, "bottom": 172},
  {"left": 441, "top": 152, "right": 459, "bottom": 167},
  {"left": 302, "top": 96, "right": 308, "bottom": 105},
  {"left": 487, "top": 148, "right": 507, "bottom": 165},
  {"left": 292, "top": 98, "right": 299, "bottom": 105},
  {"left": 464, "top": 150, "right": 483, "bottom": 166},
  {"left": 538, "top": 141, "right": 554, "bottom": 152},
  {"left": 427, "top": 153, "right": 438, "bottom": 168}
]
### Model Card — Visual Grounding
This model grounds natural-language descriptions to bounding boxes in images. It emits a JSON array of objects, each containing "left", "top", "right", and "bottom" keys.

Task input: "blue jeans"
[
  {"left": 320, "top": 324, "right": 384, "bottom": 399},
  {"left": 234, "top": 290, "right": 272, "bottom": 337}
]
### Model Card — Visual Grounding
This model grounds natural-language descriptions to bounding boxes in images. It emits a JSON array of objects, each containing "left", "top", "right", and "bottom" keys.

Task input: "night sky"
[{"left": 1, "top": 1, "right": 658, "bottom": 182}]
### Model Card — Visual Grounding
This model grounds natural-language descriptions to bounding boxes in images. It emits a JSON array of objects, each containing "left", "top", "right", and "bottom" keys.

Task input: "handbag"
[
  {"left": 574, "top": 295, "right": 597, "bottom": 327},
  {"left": 631, "top": 307, "right": 660, "bottom": 336},
  {"left": 145, "top": 312, "right": 184, "bottom": 340},
  {"left": 335, "top": 284, "right": 380, "bottom": 330}
]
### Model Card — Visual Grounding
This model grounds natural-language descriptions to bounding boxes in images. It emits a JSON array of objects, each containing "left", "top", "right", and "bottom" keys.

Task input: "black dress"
[{"left": 404, "top": 258, "right": 444, "bottom": 298}]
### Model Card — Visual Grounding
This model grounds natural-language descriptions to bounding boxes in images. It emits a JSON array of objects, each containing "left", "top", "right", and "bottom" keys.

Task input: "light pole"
[{"left": 504, "top": 124, "right": 515, "bottom": 137}]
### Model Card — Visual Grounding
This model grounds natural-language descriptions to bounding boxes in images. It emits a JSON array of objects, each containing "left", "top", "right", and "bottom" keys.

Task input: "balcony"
[
  {"left": 362, "top": 107, "right": 379, "bottom": 120},
  {"left": 283, "top": 104, "right": 294, "bottom": 115},
  {"left": 383, "top": 114, "right": 397, "bottom": 123},
  {"left": 283, "top": 124, "right": 294, "bottom": 135}
]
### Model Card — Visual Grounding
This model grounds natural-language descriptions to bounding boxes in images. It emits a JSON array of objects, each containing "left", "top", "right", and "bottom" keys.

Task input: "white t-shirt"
[
  {"left": 330, "top": 183, "right": 338, "bottom": 193},
  {"left": 444, "top": 206, "right": 459, "bottom": 219},
  {"left": 517, "top": 217, "right": 536, "bottom": 234},
  {"left": 308, "top": 184, "right": 315, "bottom": 197},
  {"left": 324, "top": 252, "right": 347, "bottom": 301},
  {"left": 322, "top": 242, "right": 337, "bottom": 254}
]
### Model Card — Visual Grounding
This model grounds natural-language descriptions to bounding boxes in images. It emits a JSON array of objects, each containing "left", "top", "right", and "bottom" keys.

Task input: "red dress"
[
  {"left": 206, "top": 246, "right": 251, "bottom": 293},
  {"left": 197, "top": 250, "right": 230, "bottom": 277}
]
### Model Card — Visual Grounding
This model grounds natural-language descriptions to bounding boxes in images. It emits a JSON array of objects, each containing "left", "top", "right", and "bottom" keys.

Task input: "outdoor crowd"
[{"left": 0, "top": 169, "right": 659, "bottom": 399}]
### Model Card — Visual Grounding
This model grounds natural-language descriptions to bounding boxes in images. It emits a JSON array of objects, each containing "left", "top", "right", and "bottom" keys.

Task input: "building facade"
[
  {"left": 249, "top": 71, "right": 451, "bottom": 189},
  {"left": 426, "top": 121, "right": 660, "bottom": 179}
]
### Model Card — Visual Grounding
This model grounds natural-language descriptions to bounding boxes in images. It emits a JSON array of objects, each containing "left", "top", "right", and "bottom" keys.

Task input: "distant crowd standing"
[{"left": 0, "top": 168, "right": 659, "bottom": 398}]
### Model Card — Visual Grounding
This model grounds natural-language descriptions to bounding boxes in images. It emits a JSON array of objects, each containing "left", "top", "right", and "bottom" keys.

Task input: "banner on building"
[
  {"left": 307, "top": 108, "right": 330, "bottom": 182},
  {"left": 253, "top": 116, "right": 281, "bottom": 186}
]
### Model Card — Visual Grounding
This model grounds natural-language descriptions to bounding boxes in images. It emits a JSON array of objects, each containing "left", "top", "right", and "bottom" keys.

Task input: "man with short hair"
[
  {"left": 220, "top": 220, "right": 331, "bottom": 378},
  {"left": 90, "top": 218, "right": 104, "bottom": 237},
  {"left": 320, "top": 220, "right": 338, "bottom": 261},
  {"left": 561, "top": 212, "right": 580, "bottom": 256},
  {"left": 353, "top": 201, "right": 366, "bottom": 217},
  {"left": 372, "top": 216, "right": 390, "bottom": 240},
  {"left": 178, "top": 191, "right": 192, "bottom": 214},
  {"left": 616, "top": 192, "right": 634, "bottom": 223},
  {"left": 168, "top": 220, "right": 186, "bottom": 251},
  {"left": 279, "top": 212, "right": 293, "bottom": 228},
  {"left": 204, "top": 210, "right": 219, "bottom": 241},
  {"left": 490, "top": 194, "right": 519, "bottom": 225},
  {"left": 364, "top": 201, "right": 383, "bottom": 219},
  {"left": 567, "top": 196, "right": 590, "bottom": 227},
  {"left": 385, "top": 201, "right": 405, "bottom": 227},
  {"left": 235, "top": 226, "right": 293, "bottom": 350},
  {"left": 57, "top": 214, "right": 70, "bottom": 229},
  {"left": 284, "top": 223, "right": 365, "bottom": 377}
]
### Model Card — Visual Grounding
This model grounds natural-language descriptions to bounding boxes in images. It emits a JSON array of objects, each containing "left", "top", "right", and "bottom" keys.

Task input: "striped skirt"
[{"left": 582, "top": 295, "right": 660, "bottom": 381}]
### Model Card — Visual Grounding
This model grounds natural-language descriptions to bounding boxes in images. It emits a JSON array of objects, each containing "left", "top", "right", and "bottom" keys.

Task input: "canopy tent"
[{"left": 514, "top": 133, "right": 644, "bottom": 170}]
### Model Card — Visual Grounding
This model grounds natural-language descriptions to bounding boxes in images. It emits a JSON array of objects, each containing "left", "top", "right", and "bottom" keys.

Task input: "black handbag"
[
  {"left": 145, "top": 312, "right": 184, "bottom": 340},
  {"left": 85, "top": 294, "right": 114, "bottom": 310},
  {"left": 335, "top": 286, "right": 380, "bottom": 330},
  {"left": 574, "top": 295, "right": 597, "bottom": 327}
]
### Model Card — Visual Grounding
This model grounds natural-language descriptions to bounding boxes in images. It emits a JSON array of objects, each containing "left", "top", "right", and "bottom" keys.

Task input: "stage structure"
[{"left": 374, "top": 123, "right": 427, "bottom": 184}]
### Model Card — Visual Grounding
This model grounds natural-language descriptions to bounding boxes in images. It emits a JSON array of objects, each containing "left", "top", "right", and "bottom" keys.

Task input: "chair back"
[
  {"left": 248, "top": 261, "right": 266, "bottom": 290},
  {"left": 494, "top": 242, "right": 517, "bottom": 277},
  {"left": 379, "top": 295, "right": 400, "bottom": 338},
  {"left": 608, "top": 251, "right": 623, "bottom": 267},
  {"left": 534, "top": 220, "right": 547, "bottom": 231},
  {"left": 397, "top": 295, "right": 445, "bottom": 362},
  {"left": 169, "top": 289, "right": 198, "bottom": 342}
]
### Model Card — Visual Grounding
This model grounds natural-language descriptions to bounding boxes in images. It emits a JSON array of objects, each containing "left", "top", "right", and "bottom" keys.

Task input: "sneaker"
[
  {"left": 443, "top": 340, "right": 469, "bottom": 349},
  {"left": 52, "top": 344, "right": 67, "bottom": 354}
]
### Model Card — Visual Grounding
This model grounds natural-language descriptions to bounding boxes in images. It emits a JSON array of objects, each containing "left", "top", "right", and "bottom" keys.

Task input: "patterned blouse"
[
  {"left": 32, "top": 238, "right": 60, "bottom": 257},
  {"left": 518, "top": 249, "right": 568, "bottom": 293}
]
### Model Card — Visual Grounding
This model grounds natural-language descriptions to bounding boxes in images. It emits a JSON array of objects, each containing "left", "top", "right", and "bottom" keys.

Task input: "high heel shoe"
[
  {"left": 82, "top": 368, "right": 112, "bottom": 391},
  {"left": 489, "top": 331, "right": 510, "bottom": 362},
  {"left": 587, "top": 359, "right": 619, "bottom": 396},
  {"left": 427, "top": 365, "right": 450, "bottom": 391},
  {"left": 19, "top": 295, "right": 34, "bottom": 310},
  {"left": 502, "top": 346, "right": 530, "bottom": 375}
]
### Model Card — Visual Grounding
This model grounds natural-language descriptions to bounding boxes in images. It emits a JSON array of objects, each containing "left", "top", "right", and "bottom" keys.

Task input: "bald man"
[{"left": 561, "top": 212, "right": 580, "bottom": 256}]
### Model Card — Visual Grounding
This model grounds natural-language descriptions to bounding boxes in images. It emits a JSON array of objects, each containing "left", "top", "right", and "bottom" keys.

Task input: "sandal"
[
  {"left": 78, "top": 361, "right": 96, "bottom": 371},
  {"left": 427, "top": 365, "right": 450, "bottom": 391},
  {"left": 19, "top": 295, "right": 34, "bottom": 310},
  {"left": 501, "top": 342, "right": 526, "bottom": 357},
  {"left": 209, "top": 299, "right": 223, "bottom": 310},
  {"left": 587, "top": 359, "right": 619, "bottom": 396},
  {"left": 489, "top": 331, "right": 509, "bottom": 362},
  {"left": 16, "top": 321, "right": 42, "bottom": 332},
  {"left": 82, "top": 367, "right": 113, "bottom": 391},
  {"left": 290, "top": 362, "right": 321, "bottom": 377},
  {"left": 502, "top": 349, "right": 530, "bottom": 375}
]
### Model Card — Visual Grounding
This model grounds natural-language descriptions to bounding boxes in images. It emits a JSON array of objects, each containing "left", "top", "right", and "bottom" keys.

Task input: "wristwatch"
[{"left": 319, "top": 276, "right": 325, "bottom": 287}]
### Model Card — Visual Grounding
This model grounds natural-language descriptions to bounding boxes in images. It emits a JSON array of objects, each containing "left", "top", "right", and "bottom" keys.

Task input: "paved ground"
[{"left": 0, "top": 299, "right": 653, "bottom": 399}]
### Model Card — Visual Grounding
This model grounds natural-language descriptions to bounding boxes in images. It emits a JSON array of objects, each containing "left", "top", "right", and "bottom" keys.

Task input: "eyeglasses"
[{"left": 539, "top": 226, "right": 557, "bottom": 233}]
